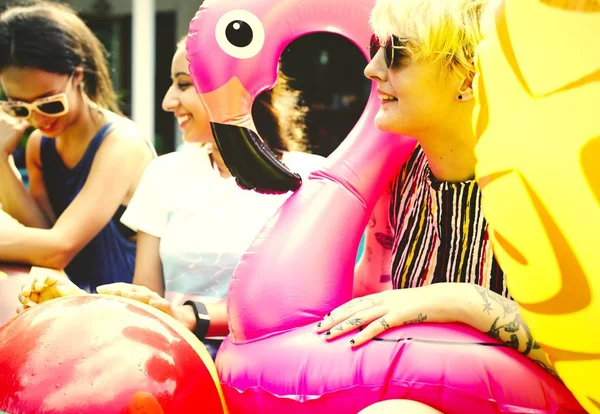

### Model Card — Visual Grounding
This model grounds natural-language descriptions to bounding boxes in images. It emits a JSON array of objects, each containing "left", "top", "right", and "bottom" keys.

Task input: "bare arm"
[
  {"left": 457, "top": 283, "right": 558, "bottom": 378},
  {"left": 353, "top": 183, "right": 394, "bottom": 297},
  {"left": 132, "top": 231, "right": 165, "bottom": 297},
  {"left": 0, "top": 129, "right": 152, "bottom": 268},
  {"left": 0, "top": 131, "right": 52, "bottom": 228}
]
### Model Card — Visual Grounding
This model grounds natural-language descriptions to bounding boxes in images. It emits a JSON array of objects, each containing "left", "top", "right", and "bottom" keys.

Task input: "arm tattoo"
[
  {"left": 534, "top": 360, "right": 561, "bottom": 381},
  {"left": 369, "top": 213, "right": 376, "bottom": 228},
  {"left": 375, "top": 233, "right": 394, "bottom": 250},
  {"left": 477, "top": 285, "right": 557, "bottom": 377},
  {"left": 403, "top": 313, "right": 427, "bottom": 325},
  {"left": 473, "top": 284, "right": 517, "bottom": 317}
]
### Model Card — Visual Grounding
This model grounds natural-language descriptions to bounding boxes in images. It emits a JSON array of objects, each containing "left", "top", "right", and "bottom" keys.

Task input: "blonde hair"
[{"left": 370, "top": 0, "right": 490, "bottom": 78}]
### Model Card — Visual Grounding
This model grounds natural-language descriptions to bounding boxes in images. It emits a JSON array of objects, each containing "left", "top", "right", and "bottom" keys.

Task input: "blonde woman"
[{"left": 316, "top": 0, "right": 558, "bottom": 388}]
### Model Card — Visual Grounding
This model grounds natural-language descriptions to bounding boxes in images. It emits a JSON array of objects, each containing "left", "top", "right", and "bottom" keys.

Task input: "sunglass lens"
[
  {"left": 369, "top": 34, "right": 379, "bottom": 60},
  {"left": 38, "top": 101, "right": 65, "bottom": 115},
  {"left": 12, "top": 106, "right": 30, "bottom": 118}
]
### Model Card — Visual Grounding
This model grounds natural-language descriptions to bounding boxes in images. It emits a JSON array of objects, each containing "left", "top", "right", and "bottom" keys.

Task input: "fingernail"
[
  {"left": 350, "top": 339, "right": 355, "bottom": 346},
  {"left": 324, "top": 330, "right": 331, "bottom": 336},
  {"left": 316, "top": 322, "right": 322, "bottom": 329},
  {"left": 326, "top": 313, "right": 331, "bottom": 317}
]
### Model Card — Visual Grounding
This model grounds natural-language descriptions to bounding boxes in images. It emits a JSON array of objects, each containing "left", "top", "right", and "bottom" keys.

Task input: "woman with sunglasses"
[
  {"left": 0, "top": 1, "right": 154, "bottom": 292},
  {"left": 17, "top": 35, "right": 324, "bottom": 360},
  {"left": 313, "top": 0, "right": 559, "bottom": 396}
]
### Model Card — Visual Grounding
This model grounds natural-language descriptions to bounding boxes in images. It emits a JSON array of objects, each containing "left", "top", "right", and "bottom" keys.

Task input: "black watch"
[{"left": 184, "top": 300, "right": 210, "bottom": 341}]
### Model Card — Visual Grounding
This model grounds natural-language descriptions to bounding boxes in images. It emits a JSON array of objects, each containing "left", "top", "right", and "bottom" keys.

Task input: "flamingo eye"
[{"left": 215, "top": 10, "right": 265, "bottom": 59}]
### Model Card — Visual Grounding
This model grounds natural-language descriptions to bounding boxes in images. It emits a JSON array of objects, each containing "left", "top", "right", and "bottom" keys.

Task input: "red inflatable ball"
[{"left": 0, "top": 295, "right": 227, "bottom": 414}]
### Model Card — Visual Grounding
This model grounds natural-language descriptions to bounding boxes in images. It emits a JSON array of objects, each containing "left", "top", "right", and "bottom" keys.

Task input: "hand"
[
  {"left": 0, "top": 110, "right": 29, "bottom": 157},
  {"left": 96, "top": 283, "right": 177, "bottom": 319},
  {"left": 315, "top": 284, "right": 459, "bottom": 347},
  {"left": 17, "top": 268, "right": 85, "bottom": 313}
]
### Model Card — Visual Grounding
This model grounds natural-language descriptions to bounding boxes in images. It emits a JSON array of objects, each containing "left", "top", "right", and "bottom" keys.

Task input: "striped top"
[{"left": 389, "top": 146, "right": 508, "bottom": 297}]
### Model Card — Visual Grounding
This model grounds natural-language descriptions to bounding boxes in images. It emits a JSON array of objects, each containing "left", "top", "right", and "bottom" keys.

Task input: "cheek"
[{"left": 181, "top": 92, "right": 209, "bottom": 121}]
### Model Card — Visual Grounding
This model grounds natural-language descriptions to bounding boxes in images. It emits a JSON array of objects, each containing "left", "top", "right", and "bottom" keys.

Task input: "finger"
[
  {"left": 148, "top": 298, "right": 173, "bottom": 315},
  {"left": 324, "top": 305, "right": 387, "bottom": 340},
  {"left": 29, "top": 292, "right": 40, "bottom": 304},
  {"left": 316, "top": 297, "right": 381, "bottom": 333},
  {"left": 20, "top": 284, "right": 32, "bottom": 298},
  {"left": 33, "top": 280, "right": 48, "bottom": 293},
  {"left": 18, "top": 294, "right": 30, "bottom": 305},
  {"left": 96, "top": 283, "right": 141, "bottom": 296},
  {"left": 18, "top": 119, "right": 30, "bottom": 131},
  {"left": 96, "top": 282, "right": 129, "bottom": 292},
  {"left": 350, "top": 316, "right": 393, "bottom": 348},
  {"left": 101, "top": 286, "right": 155, "bottom": 305}
]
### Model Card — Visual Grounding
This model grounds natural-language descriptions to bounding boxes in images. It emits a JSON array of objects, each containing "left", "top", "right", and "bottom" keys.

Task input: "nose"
[
  {"left": 162, "top": 84, "right": 179, "bottom": 112},
  {"left": 364, "top": 49, "right": 387, "bottom": 82},
  {"left": 30, "top": 110, "right": 52, "bottom": 127}
]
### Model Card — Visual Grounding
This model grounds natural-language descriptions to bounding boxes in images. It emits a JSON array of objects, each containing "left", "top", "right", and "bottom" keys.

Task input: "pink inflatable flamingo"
[{"left": 187, "top": 0, "right": 583, "bottom": 412}]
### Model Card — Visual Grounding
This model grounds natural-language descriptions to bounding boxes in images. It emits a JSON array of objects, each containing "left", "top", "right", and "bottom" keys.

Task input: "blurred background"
[{"left": 0, "top": 0, "right": 370, "bottom": 176}]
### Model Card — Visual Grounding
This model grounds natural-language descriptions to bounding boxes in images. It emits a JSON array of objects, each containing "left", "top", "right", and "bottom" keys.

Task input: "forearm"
[
  {"left": 0, "top": 158, "right": 50, "bottom": 228},
  {"left": 455, "top": 283, "right": 559, "bottom": 379},
  {"left": 0, "top": 225, "right": 74, "bottom": 269},
  {"left": 177, "top": 300, "right": 229, "bottom": 338}
]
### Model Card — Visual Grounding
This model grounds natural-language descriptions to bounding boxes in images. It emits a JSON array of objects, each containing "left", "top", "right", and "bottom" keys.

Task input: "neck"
[
  {"left": 209, "top": 149, "right": 232, "bottom": 178},
  {"left": 58, "top": 98, "right": 105, "bottom": 145},
  {"left": 419, "top": 124, "right": 478, "bottom": 183}
]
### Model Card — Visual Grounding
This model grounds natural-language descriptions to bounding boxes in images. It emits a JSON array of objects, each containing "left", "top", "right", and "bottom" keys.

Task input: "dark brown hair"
[{"left": 0, "top": 0, "right": 121, "bottom": 113}]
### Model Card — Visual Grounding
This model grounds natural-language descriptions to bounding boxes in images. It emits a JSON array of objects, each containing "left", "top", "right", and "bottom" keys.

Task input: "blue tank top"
[{"left": 40, "top": 123, "right": 136, "bottom": 292}]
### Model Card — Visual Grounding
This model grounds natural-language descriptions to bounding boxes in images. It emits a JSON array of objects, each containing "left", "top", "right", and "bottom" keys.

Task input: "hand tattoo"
[
  {"left": 347, "top": 318, "right": 362, "bottom": 327},
  {"left": 380, "top": 318, "right": 391, "bottom": 331},
  {"left": 403, "top": 313, "right": 427, "bottom": 325}
]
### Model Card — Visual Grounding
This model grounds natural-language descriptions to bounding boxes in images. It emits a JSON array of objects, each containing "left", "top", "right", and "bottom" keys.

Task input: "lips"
[
  {"left": 377, "top": 90, "right": 397, "bottom": 103},
  {"left": 38, "top": 119, "right": 59, "bottom": 133},
  {"left": 176, "top": 114, "right": 192, "bottom": 128}
]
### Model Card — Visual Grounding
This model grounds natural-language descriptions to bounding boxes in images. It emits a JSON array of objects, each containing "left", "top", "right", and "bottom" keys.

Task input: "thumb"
[{"left": 17, "top": 119, "right": 30, "bottom": 134}]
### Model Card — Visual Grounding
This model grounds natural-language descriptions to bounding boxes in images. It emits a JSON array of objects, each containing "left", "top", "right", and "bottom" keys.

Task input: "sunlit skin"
[
  {"left": 1, "top": 67, "right": 104, "bottom": 157},
  {"left": 364, "top": 44, "right": 477, "bottom": 183},
  {"left": 161, "top": 45, "right": 230, "bottom": 178}
]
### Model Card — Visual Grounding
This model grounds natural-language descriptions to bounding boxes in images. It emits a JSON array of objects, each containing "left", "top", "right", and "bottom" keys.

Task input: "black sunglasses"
[{"left": 369, "top": 34, "right": 409, "bottom": 68}]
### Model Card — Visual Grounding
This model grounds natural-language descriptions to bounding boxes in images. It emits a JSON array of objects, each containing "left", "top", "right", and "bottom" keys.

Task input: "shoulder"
[
  {"left": 25, "top": 129, "right": 44, "bottom": 166},
  {"left": 94, "top": 112, "right": 155, "bottom": 166},
  {"left": 102, "top": 112, "right": 155, "bottom": 155}
]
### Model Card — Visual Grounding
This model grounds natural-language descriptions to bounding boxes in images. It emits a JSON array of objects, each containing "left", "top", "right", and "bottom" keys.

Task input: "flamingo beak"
[{"left": 202, "top": 77, "right": 302, "bottom": 194}]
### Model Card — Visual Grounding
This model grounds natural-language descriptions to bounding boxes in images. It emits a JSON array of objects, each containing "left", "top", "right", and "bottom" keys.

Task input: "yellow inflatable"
[{"left": 474, "top": 0, "right": 600, "bottom": 412}]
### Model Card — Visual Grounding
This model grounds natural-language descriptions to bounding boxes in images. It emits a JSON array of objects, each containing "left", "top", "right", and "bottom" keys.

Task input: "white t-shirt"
[{"left": 121, "top": 143, "right": 325, "bottom": 306}]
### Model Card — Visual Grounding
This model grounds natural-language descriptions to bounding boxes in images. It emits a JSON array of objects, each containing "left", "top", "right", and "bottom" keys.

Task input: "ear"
[
  {"left": 455, "top": 66, "right": 475, "bottom": 102},
  {"left": 72, "top": 67, "right": 85, "bottom": 88}
]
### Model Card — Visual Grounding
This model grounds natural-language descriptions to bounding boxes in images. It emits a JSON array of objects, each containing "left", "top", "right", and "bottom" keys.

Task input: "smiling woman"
[{"left": 0, "top": 1, "right": 155, "bottom": 292}]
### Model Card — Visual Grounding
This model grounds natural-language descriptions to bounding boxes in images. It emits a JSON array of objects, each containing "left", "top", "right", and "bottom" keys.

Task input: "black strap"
[{"left": 184, "top": 300, "right": 210, "bottom": 341}]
